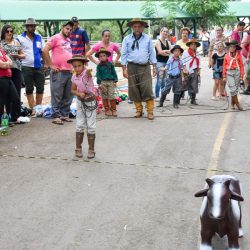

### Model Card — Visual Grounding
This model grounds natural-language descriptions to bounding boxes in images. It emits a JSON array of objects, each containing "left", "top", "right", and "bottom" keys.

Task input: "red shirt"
[
  {"left": 0, "top": 49, "right": 11, "bottom": 77},
  {"left": 222, "top": 52, "right": 244, "bottom": 78}
]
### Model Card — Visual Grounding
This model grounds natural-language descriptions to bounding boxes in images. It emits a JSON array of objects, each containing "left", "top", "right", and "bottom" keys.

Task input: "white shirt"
[{"left": 182, "top": 50, "right": 201, "bottom": 74}]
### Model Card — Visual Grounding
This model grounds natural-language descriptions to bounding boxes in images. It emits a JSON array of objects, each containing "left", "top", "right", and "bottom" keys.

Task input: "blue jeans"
[{"left": 155, "top": 62, "right": 167, "bottom": 98}]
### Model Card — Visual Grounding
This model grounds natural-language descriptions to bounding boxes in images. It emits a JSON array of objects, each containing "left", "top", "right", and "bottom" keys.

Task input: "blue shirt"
[
  {"left": 17, "top": 32, "right": 44, "bottom": 68},
  {"left": 166, "top": 56, "right": 183, "bottom": 76},
  {"left": 121, "top": 33, "right": 157, "bottom": 65},
  {"left": 70, "top": 27, "right": 90, "bottom": 55}
]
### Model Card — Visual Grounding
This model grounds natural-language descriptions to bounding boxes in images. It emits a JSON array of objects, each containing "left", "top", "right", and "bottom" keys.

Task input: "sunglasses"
[{"left": 6, "top": 30, "right": 13, "bottom": 33}]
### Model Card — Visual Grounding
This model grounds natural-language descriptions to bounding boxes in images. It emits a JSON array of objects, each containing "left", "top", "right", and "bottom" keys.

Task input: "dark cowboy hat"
[
  {"left": 186, "top": 38, "right": 201, "bottom": 47},
  {"left": 127, "top": 18, "right": 149, "bottom": 28},
  {"left": 67, "top": 55, "right": 89, "bottom": 64},
  {"left": 23, "top": 18, "right": 39, "bottom": 26},
  {"left": 225, "top": 40, "right": 242, "bottom": 50},
  {"left": 170, "top": 45, "right": 184, "bottom": 54},
  {"left": 95, "top": 48, "right": 111, "bottom": 58}
]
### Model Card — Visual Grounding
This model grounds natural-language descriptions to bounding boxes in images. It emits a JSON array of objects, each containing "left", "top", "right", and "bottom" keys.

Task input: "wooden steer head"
[{"left": 195, "top": 178, "right": 244, "bottom": 220}]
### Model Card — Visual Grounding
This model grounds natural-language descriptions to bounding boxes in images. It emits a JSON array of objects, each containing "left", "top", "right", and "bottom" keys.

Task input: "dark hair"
[
  {"left": 1, "top": 24, "right": 14, "bottom": 40},
  {"left": 238, "top": 21, "right": 245, "bottom": 27},
  {"left": 101, "top": 29, "right": 111, "bottom": 37}
]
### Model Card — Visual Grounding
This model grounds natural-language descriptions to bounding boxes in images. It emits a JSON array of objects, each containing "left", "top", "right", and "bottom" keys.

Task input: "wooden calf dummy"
[{"left": 195, "top": 175, "right": 244, "bottom": 250}]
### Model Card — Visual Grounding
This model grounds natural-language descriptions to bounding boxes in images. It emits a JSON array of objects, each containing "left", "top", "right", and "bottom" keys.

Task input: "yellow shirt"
[{"left": 176, "top": 39, "right": 188, "bottom": 51}]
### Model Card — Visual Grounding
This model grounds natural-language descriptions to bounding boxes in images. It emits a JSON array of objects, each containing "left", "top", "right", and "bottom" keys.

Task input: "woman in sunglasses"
[{"left": 0, "top": 24, "right": 25, "bottom": 123}]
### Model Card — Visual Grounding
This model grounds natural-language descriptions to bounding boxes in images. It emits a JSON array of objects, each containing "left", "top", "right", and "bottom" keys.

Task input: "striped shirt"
[
  {"left": 70, "top": 27, "right": 90, "bottom": 55},
  {"left": 17, "top": 32, "right": 44, "bottom": 68}
]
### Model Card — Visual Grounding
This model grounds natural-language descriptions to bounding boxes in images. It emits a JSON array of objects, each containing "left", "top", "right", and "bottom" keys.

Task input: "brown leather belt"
[{"left": 59, "top": 70, "right": 71, "bottom": 73}]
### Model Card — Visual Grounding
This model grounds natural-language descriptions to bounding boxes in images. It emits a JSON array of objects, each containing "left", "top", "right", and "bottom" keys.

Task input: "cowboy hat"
[
  {"left": 127, "top": 18, "right": 149, "bottom": 28},
  {"left": 225, "top": 40, "right": 242, "bottom": 50},
  {"left": 186, "top": 38, "right": 201, "bottom": 47},
  {"left": 170, "top": 45, "right": 184, "bottom": 54},
  {"left": 23, "top": 18, "right": 39, "bottom": 26},
  {"left": 95, "top": 48, "right": 111, "bottom": 58},
  {"left": 67, "top": 55, "right": 89, "bottom": 64}
]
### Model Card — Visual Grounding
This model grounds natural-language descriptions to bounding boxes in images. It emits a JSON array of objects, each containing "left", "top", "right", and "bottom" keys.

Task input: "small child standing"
[
  {"left": 223, "top": 40, "right": 245, "bottom": 110},
  {"left": 211, "top": 42, "right": 226, "bottom": 100},
  {"left": 182, "top": 38, "right": 201, "bottom": 105},
  {"left": 157, "top": 45, "right": 185, "bottom": 108},
  {"left": 95, "top": 48, "right": 118, "bottom": 116},
  {"left": 68, "top": 55, "right": 96, "bottom": 159}
]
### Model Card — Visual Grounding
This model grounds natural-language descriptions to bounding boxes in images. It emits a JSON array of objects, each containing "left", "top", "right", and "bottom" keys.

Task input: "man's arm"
[
  {"left": 121, "top": 37, "right": 128, "bottom": 78},
  {"left": 42, "top": 43, "right": 59, "bottom": 72},
  {"left": 148, "top": 38, "right": 157, "bottom": 77}
]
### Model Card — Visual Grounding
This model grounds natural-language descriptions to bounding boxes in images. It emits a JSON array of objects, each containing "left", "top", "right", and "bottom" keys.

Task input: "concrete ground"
[{"left": 0, "top": 58, "right": 250, "bottom": 250}]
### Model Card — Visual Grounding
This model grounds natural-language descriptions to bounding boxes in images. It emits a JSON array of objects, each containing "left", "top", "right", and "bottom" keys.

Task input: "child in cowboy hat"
[
  {"left": 157, "top": 45, "right": 185, "bottom": 108},
  {"left": 182, "top": 38, "right": 201, "bottom": 105},
  {"left": 96, "top": 48, "right": 118, "bottom": 116},
  {"left": 68, "top": 55, "right": 97, "bottom": 159},
  {"left": 223, "top": 40, "right": 245, "bottom": 110}
]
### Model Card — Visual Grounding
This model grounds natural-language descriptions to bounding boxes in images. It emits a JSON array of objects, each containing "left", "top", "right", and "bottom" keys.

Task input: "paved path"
[{"left": 0, "top": 58, "right": 250, "bottom": 250}]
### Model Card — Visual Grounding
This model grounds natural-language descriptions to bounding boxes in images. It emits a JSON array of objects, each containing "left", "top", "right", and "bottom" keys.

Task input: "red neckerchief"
[
  {"left": 188, "top": 48, "right": 200, "bottom": 69},
  {"left": 230, "top": 52, "right": 236, "bottom": 57},
  {"left": 172, "top": 56, "right": 181, "bottom": 70}
]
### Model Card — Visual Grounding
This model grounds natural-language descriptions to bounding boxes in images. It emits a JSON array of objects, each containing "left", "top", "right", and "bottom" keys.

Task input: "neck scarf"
[
  {"left": 188, "top": 48, "right": 200, "bottom": 69},
  {"left": 131, "top": 33, "right": 142, "bottom": 51},
  {"left": 172, "top": 57, "right": 181, "bottom": 70}
]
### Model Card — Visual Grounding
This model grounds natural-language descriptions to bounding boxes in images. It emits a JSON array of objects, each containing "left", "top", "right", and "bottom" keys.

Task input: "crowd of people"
[{"left": 0, "top": 17, "right": 250, "bottom": 158}]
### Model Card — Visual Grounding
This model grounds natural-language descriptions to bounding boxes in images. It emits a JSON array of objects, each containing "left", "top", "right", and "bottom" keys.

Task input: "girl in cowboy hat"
[
  {"left": 182, "top": 38, "right": 201, "bottom": 105},
  {"left": 95, "top": 48, "right": 118, "bottom": 117},
  {"left": 68, "top": 55, "right": 97, "bottom": 159},
  {"left": 222, "top": 40, "right": 245, "bottom": 110}
]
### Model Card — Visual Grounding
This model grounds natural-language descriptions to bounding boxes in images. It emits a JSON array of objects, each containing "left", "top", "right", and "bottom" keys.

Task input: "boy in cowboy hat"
[
  {"left": 96, "top": 48, "right": 118, "bottom": 116},
  {"left": 223, "top": 40, "right": 245, "bottom": 110},
  {"left": 182, "top": 38, "right": 201, "bottom": 105},
  {"left": 68, "top": 55, "right": 97, "bottom": 159},
  {"left": 157, "top": 45, "right": 185, "bottom": 108}
]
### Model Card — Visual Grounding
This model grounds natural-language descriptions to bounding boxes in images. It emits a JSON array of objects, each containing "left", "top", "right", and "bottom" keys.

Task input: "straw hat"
[
  {"left": 23, "top": 18, "right": 39, "bottom": 26},
  {"left": 225, "top": 40, "right": 242, "bottom": 50},
  {"left": 95, "top": 48, "right": 111, "bottom": 58},
  {"left": 67, "top": 55, "right": 89, "bottom": 64},
  {"left": 186, "top": 38, "right": 201, "bottom": 47},
  {"left": 127, "top": 18, "right": 149, "bottom": 28}
]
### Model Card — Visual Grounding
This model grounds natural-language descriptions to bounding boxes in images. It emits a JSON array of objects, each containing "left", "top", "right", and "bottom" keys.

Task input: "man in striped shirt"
[{"left": 70, "top": 17, "right": 90, "bottom": 56}]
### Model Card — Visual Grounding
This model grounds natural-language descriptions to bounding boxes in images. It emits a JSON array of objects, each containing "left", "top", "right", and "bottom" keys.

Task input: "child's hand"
[
  {"left": 78, "top": 92, "right": 85, "bottom": 100},
  {"left": 86, "top": 68, "right": 92, "bottom": 77}
]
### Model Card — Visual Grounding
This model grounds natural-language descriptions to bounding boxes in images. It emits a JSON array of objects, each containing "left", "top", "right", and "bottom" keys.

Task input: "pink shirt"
[
  {"left": 48, "top": 34, "right": 72, "bottom": 71},
  {"left": 241, "top": 35, "right": 250, "bottom": 58},
  {"left": 231, "top": 30, "right": 241, "bottom": 45},
  {"left": 92, "top": 42, "right": 119, "bottom": 62},
  {"left": 71, "top": 69, "right": 95, "bottom": 95}
]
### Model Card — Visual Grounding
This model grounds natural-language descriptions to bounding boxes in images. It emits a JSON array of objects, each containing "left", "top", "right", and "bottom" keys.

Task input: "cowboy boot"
[
  {"left": 26, "top": 94, "right": 35, "bottom": 109},
  {"left": 157, "top": 93, "right": 167, "bottom": 107},
  {"left": 75, "top": 132, "right": 84, "bottom": 158},
  {"left": 102, "top": 99, "right": 112, "bottom": 116},
  {"left": 146, "top": 99, "right": 154, "bottom": 120},
  {"left": 36, "top": 93, "right": 43, "bottom": 105},
  {"left": 191, "top": 94, "right": 198, "bottom": 105},
  {"left": 233, "top": 95, "right": 245, "bottom": 111},
  {"left": 87, "top": 133, "right": 96, "bottom": 159},
  {"left": 110, "top": 99, "right": 117, "bottom": 117},
  {"left": 134, "top": 101, "right": 143, "bottom": 118},
  {"left": 173, "top": 94, "right": 179, "bottom": 109}
]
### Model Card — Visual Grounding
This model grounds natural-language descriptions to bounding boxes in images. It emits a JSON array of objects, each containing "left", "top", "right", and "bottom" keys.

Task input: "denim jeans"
[{"left": 155, "top": 61, "right": 167, "bottom": 98}]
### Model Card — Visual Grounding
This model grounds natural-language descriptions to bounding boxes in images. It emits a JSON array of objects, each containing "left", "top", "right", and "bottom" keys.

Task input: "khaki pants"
[
  {"left": 127, "top": 63, "right": 155, "bottom": 101},
  {"left": 99, "top": 80, "right": 116, "bottom": 100}
]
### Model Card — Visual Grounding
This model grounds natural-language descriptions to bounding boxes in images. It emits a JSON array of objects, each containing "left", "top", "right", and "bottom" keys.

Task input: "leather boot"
[
  {"left": 134, "top": 101, "right": 143, "bottom": 118},
  {"left": 173, "top": 94, "right": 179, "bottom": 109},
  {"left": 36, "top": 93, "right": 43, "bottom": 105},
  {"left": 75, "top": 132, "right": 84, "bottom": 158},
  {"left": 87, "top": 133, "right": 96, "bottom": 159},
  {"left": 26, "top": 94, "right": 35, "bottom": 109},
  {"left": 102, "top": 99, "right": 112, "bottom": 116},
  {"left": 110, "top": 99, "right": 117, "bottom": 117},
  {"left": 146, "top": 99, "right": 154, "bottom": 120},
  {"left": 233, "top": 95, "right": 245, "bottom": 111},
  {"left": 157, "top": 93, "right": 167, "bottom": 107},
  {"left": 191, "top": 94, "right": 198, "bottom": 105}
]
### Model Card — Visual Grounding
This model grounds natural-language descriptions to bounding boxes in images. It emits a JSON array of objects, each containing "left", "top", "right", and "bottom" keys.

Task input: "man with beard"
[
  {"left": 121, "top": 18, "right": 157, "bottom": 120},
  {"left": 43, "top": 21, "right": 74, "bottom": 125},
  {"left": 17, "top": 18, "right": 45, "bottom": 112}
]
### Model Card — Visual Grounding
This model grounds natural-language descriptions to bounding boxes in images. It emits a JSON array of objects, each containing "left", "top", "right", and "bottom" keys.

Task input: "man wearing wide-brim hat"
[
  {"left": 121, "top": 18, "right": 157, "bottom": 120},
  {"left": 17, "top": 18, "right": 45, "bottom": 112}
]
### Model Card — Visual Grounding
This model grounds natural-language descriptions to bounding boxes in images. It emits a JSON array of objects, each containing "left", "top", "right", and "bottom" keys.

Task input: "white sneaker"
[
  {"left": 155, "top": 97, "right": 160, "bottom": 102},
  {"left": 211, "top": 96, "right": 218, "bottom": 101}
]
